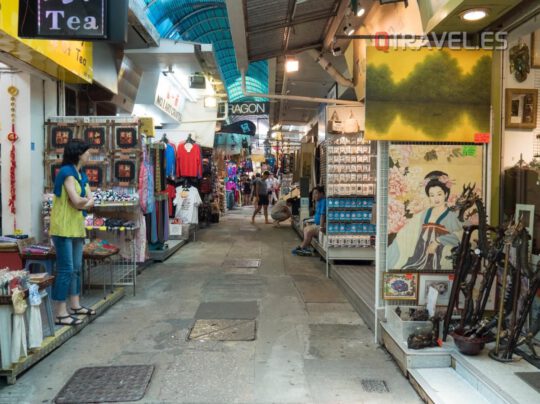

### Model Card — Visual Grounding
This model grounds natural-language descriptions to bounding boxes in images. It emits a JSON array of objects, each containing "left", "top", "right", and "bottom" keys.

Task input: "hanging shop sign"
[
  {"left": 18, "top": 0, "right": 106, "bottom": 40},
  {"left": 364, "top": 47, "right": 492, "bottom": 142},
  {"left": 218, "top": 120, "right": 257, "bottom": 136},
  {"left": 228, "top": 102, "right": 270, "bottom": 116},
  {"left": 0, "top": 1, "right": 93, "bottom": 82},
  {"left": 154, "top": 76, "right": 185, "bottom": 123}
]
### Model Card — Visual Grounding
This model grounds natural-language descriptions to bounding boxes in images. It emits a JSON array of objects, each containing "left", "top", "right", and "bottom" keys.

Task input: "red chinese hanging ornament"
[{"left": 7, "top": 85, "right": 19, "bottom": 231}]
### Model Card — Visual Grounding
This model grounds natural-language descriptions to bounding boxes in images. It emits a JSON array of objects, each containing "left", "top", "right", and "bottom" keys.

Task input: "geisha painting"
[{"left": 387, "top": 145, "right": 483, "bottom": 271}]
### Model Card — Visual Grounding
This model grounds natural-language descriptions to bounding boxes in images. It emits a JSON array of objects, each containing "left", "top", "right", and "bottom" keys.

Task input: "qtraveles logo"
[
  {"left": 339, "top": 32, "right": 508, "bottom": 51},
  {"left": 372, "top": 31, "right": 508, "bottom": 51}
]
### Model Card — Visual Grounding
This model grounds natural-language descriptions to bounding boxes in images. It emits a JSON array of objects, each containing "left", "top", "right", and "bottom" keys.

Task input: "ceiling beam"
[
  {"left": 248, "top": 41, "right": 322, "bottom": 62},
  {"left": 247, "top": 10, "right": 337, "bottom": 35},
  {"left": 323, "top": 0, "right": 350, "bottom": 51},
  {"left": 225, "top": 0, "right": 249, "bottom": 72}
]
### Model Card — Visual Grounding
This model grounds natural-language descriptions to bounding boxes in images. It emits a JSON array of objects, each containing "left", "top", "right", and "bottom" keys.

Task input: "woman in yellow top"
[{"left": 50, "top": 139, "right": 95, "bottom": 326}]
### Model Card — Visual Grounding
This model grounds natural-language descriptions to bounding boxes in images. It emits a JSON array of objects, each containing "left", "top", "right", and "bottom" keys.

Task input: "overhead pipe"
[
  {"left": 241, "top": 70, "right": 361, "bottom": 106},
  {"left": 306, "top": 49, "right": 354, "bottom": 88}
]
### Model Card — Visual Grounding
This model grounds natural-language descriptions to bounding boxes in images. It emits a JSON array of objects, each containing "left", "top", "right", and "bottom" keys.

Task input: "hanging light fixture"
[
  {"left": 285, "top": 58, "right": 299, "bottom": 73},
  {"left": 460, "top": 8, "right": 489, "bottom": 22}
]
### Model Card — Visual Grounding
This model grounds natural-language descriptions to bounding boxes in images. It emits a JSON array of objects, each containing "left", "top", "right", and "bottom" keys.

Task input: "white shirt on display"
[{"left": 173, "top": 186, "right": 202, "bottom": 224}]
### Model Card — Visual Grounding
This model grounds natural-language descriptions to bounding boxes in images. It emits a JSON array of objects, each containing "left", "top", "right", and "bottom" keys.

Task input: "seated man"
[
  {"left": 292, "top": 186, "right": 326, "bottom": 256},
  {"left": 271, "top": 198, "right": 294, "bottom": 227}
]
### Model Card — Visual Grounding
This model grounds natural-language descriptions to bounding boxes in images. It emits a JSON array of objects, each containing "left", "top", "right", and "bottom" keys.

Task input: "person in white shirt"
[{"left": 266, "top": 173, "right": 279, "bottom": 206}]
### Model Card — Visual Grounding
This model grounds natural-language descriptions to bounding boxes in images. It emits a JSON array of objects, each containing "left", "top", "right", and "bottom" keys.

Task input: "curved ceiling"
[{"left": 143, "top": 0, "right": 268, "bottom": 102}]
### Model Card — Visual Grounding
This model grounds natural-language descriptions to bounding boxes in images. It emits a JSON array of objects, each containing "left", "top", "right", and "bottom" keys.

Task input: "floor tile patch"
[
  {"left": 188, "top": 319, "right": 256, "bottom": 341},
  {"left": 195, "top": 301, "right": 259, "bottom": 320},
  {"left": 360, "top": 379, "right": 389, "bottom": 393},
  {"left": 222, "top": 259, "right": 261, "bottom": 268}
]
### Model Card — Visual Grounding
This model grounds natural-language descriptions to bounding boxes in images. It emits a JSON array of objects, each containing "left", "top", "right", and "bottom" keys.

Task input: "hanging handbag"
[
  {"left": 327, "top": 111, "right": 343, "bottom": 134},
  {"left": 344, "top": 110, "right": 360, "bottom": 134}
]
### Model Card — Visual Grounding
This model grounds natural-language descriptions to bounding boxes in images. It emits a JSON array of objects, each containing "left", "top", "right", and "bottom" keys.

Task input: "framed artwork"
[
  {"left": 418, "top": 273, "right": 454, "bottom": 305},
  {"left": 383, "top": 272, "right": 418, "bottom": 301},
  {"left": 387, "top": 144, "right": 484, "bottom": 271},
  {"left": 83, "top": 164, "right": 106, "bottom": 189},
  {"left": 532, "top": 29, "right": 540, "bottom": 68},
  {"left": 505, "top": 89, "right": 538, "bottom": 129},
  {"left": 114, "top": 127, "right": 138, "bottom": 150},
  {"left": 365, "top": 47, "right": 492, "bottom": 142},
  {"left": 50, "top": 126, "right": 74, "bottom": 149},
  {"left": 112, "top": 158, "right": 138, "bottom": 186},
  {"left": 458, "top": 274, "right": 497, "bottom": 312},
  {"left": 45, "top": 161, "right": 63, "bottom": 190},
  {"left": 84, "top": 127, "right": 107, "bottom": 150}
]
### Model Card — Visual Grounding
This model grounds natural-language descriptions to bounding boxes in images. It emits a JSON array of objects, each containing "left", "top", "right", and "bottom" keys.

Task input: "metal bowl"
[{"left": 451, "top": 328, "right": 491, "bottom": 356}]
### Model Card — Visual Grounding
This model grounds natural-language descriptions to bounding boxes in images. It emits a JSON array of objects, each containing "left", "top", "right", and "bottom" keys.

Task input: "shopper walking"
[
  {"left": 50, "top": 139, "right": 96, "bottom": 326},
  {"left": 242, "top": 175, "right": 252, "bottom": 206},
  {"left": 251, "top": 171, "right": 271, "bottom": 224}
]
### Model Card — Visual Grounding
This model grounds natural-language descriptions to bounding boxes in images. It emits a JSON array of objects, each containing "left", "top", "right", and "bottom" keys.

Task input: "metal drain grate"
[
  {"left": 54, "top": 365, "right": 154, "bottom": 403},
  {"left": 515, "top": 372, "right": 540, "bottom": 393},
  {"left": 360, "top": 379, "right": 389, "bottom": 393},
  {"left": 188, "top": 319, "right": 256, "bottom": 341},
  {"left": 222, "top": 259, "right": 261, "bottom": 268}
]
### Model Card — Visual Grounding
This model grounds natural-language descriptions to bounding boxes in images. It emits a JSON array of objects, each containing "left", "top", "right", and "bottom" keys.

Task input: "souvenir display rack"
[
  {"left": 323, "top": 131, "right": 376, "bottom": 262},
  {"left": 43, "top": 116, "right": 145, "bottom": 295}
]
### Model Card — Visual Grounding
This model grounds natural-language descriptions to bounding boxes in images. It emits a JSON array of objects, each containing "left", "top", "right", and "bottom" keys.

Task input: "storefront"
[{"left": 0, "top": 2, "right": 226, "bottom": 383}]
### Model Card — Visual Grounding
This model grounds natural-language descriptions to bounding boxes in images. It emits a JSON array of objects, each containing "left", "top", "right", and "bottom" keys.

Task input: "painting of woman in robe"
[
  {"left": 386, "top": 145, "right": 483, "bottom": 271},
  {"left": 388, "top": 171, "right": 462, "bottom": 270}
]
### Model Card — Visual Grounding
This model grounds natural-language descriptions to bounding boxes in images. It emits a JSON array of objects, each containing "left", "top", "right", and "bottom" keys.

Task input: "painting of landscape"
[{"left": 365, "top": 48, "right": 492, "bottom": 142}]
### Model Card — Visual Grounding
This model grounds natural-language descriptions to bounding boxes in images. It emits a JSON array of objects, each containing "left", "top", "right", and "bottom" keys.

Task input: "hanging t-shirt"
[{"left": 173, "top": 186, "right": 202, "bottom": 224}]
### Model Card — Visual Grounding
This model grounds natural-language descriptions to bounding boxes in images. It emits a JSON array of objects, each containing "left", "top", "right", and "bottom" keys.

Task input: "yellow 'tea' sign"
[{"left": 0, "top": 0, "right": 93, "bottom": 83}]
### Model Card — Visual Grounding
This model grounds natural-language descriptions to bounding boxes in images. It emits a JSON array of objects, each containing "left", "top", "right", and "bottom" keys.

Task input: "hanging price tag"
[{"left": 474, "top": 133, "right": 490, "bottom": 143}]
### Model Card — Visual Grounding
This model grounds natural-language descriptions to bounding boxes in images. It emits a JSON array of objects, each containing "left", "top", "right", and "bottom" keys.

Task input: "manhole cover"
[
  {"left": 360, "top": 379, "right": 389, "bottom": 393},
  {"left": 54, "top": 365, "right": 154, "bottom": 403},
  {"left": 222, "top": 259, "right": 261, "bottom": 268},
  {"left": 188, "top": 319, "right": 256, "bottom": 341},
  {"left": 515, "top": 372, "right": 540, "bottom": 393}
]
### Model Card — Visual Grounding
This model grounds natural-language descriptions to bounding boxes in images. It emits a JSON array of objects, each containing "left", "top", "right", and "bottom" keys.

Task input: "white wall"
[
  {"left": 1, "top": 73, "right": 56, "bottom": 238},
  {"left": 502, "top": 16, "right": 540, "bottom": 168}
]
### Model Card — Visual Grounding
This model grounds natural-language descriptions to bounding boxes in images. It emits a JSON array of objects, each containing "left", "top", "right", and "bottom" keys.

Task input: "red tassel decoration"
[{"left": 7, "top": 127, "right": 18, "bottom": 230}]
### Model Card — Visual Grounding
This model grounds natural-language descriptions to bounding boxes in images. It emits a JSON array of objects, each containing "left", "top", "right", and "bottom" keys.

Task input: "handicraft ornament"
[
  {"left": 7, "top": 86, "right": 19, "bottom": 231},
  {"left": 509, "top": 42, "right": 531, "bottom": 82}
]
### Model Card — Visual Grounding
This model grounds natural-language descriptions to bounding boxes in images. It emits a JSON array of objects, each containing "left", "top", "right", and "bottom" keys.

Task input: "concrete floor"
[{"left": 0, "top": 207, "right": 420, "bottom": 404}]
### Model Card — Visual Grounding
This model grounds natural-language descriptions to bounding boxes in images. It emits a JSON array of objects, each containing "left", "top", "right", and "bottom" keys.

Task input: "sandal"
[
  {"left": 55, "top": 315, "right": 83, "bottom": 326},
  {"left": 71, "top": 306, "right": 96, "bottom": 316}
]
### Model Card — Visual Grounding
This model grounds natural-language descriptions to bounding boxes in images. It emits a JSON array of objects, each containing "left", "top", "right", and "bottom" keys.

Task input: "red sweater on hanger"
[{"left": 176, "top": 142, "right": 202, "bottom": 178}]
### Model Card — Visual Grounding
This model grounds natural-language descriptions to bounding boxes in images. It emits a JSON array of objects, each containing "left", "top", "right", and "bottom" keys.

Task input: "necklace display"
[{"left": 7, "top": 85, "right": 19, "bottom": 231}]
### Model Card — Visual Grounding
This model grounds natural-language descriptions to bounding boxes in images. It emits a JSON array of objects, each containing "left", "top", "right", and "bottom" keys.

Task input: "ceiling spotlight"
[
  {"left": 285, "top": 58, "right": 299, "bottom": 73},
  {"left": 204, "top": 96, "right": 217, "bottom": 108},
  {"left": 460, "top": 8, "right": 489, "bottom": 21},
  {"left": 344, "top": 23, "right": 355, "bottom": 36},
  {"left": 356, "top": 8, "right": 365, "bottom": 17}
]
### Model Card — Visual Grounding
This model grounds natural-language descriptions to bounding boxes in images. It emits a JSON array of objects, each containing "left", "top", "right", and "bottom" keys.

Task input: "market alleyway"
[{"left": 0, "top": 207, "right": 420, "bottom": 404}]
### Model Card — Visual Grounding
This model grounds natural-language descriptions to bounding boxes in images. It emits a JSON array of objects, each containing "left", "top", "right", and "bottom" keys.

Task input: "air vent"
[{"left": 189, "top": 74, "right": 206, "bottom": 89}]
